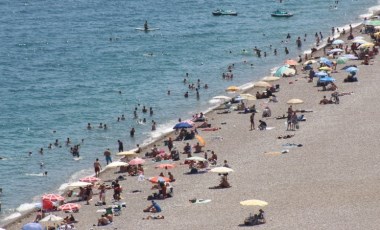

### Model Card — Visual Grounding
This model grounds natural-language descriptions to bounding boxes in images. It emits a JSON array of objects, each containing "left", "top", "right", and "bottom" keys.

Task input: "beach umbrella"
[
  {"left": 41, "top": 194, "right": 65, "bottom": 202},
  {"left": 336, "top": 57, "right": 349, "bottom": 64},
  {"left": 254, "top": 81, "right": 272, "bottom": 88},
  {"left": 58, "top": 203, "right": 81, "bottom": 212},
  {"left": 105, "top": 161, "right": 129, "bottom": 169},
  {"left": 327, "top": 48, "right": 343, "bottom": 54},
  {"left": 365, "top": 20, "right": 380, "bottom": 26},
  {"left": 318, "top": 66, "right": 332, "bottom": 71},
  {"left": 262, "top": 76, "right": 279, "bottom": 82},
  {"left": 116, "top": 150, "right": 137, "bottom": 157},
  {"left": 239, "top": 93, "right": 256, "bottom": 101},
  {"left": 173, "top": 122, "right": 193, "bottom": 129},
  {"left": 213, "top": 95, "right": 231, "bottom": 100},
  {"left": 351, "top": 39, "right": 367, "bottom": 44},
  {"left": 332, "top": 39, "right": 344, "bottom": 45},
  {"left": 345, "top": 67, "right": 358, "bottom": 73},
  {"left": 67, "top": 181, "right": 92, "bottom": 189},
  {"left": 318, "top": 76, "right": 336, "bottom": 83},
  {"left": 342, "top": 54, "right": 358, "bottom": 60},
  {"left": 319, "top": 57, "right": 333, "bottom": 66},
  {"left": 129, "top": 157, "right": 145, "bottom": 165},
  {"left": 148, "top": 176, "right": 170, "bottom": 183},
  {"left": 353, "top": 36, "right": 365, "bottom": 40},
  {"left": 274, "top": 65, "right": 295, "bottom": 77},
  {"left": 358, "top": 42, "right": 374, "bottom": 49},
  {"left": 210, "top": 167, "right": 234, "bottom": 173},
  {"left": 285, "top": 59, "right": 298, "bottom": 65},
  {"left": 315, "top": 71, "right": 329, "bottom": 77},
  {"left": 79, "top": 176, "right": 100, "bottom": 183},
  {"left": 240, "top": 199, "right": 268, "bottom": 207},
  {"left": 287, "top": 99, "right": 303, "bottom": 105},
  {"left": 303, "top": 60, "right": 317, "bottom": 65},
  {"left": 22, "top": 223, "right": 43, "bottom": 230},
  {"left": 39, "top": 214, "right": 63, "bottom": 226},
  {"left": 226, "top": 86, "right": 239, "bottom": 92},
  {"left": 341, "top": 65, "right": 357, "bottom": 70},
  {"left": 186, "top": 156, "right": 207, "bottom": 162},
  {"left": 195, "top": 135, "right": 206, "bottom": 147},
  {"left": 155, "top": 164, "right": 175, "bottom": 169}
]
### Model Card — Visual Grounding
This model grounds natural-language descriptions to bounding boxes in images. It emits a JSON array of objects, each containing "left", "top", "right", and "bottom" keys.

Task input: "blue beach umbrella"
[
  {"left": 315, "top": 71, "right": 329, "bottom": 77},
  {"left": 173, "top": 122, "right": 193, "bottom": 129},
  {"left": 318, "top": 76, "right": 335, "bottom": 83},
  {"left": 319, "top": 57, "right": 333, "bottom": 67},
  {"left": 327, "top": 48, "right": 343, "bottom": 54},
  {"left": 22, "top": 223, "right": 43, "bottom": 230},
  {"left": 342, "top": 54, "right": 358, "bottom": 60},
  {"left": 341, "top": 65, "right": 357, "bottom": 70},
  {"left": 345, "top": 67, "right": 358, "bottom": 73}
]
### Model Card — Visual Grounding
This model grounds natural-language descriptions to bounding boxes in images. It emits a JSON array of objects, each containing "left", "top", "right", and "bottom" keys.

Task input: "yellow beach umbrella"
[
  {"left": 226, "top": 86, "right": 240, "bottom": 92},
  {"left": 254, "top": 81, "right": 272, "bottom": 88},
  {"left": 239, "top": 93, "right": 257, "bottom": 101},
  {"left": 195, "top": 135, "right": 206, "bottom": 147},
  {"left": 116, "top": 150, "right": 137, "bottom": 156},
  {"left": 359, "top": 42, "right": 374, "bottom": 49},
  {"left": 287, "top": 98, "right": 304, "bottom": 105},
  {"left": 319, "top": 66, "right": 332, "bottom": 71},
  {"left": 262, "top": 76, "right": 280, "bottom": 82},
  {"left": 240, "top": 199, "right": 268, "bottom": 207}
]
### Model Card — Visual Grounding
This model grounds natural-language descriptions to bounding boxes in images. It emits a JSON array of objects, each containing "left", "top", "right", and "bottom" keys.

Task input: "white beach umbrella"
[
  {"left": 39, "top": 214, "right": 63, "bottom": 225},
  {"left": 287, "top": 98, "right": 304, "bottom": 105},
  {"left": 213, "top": 95, "right": 232, "bottom": 100},
  {"left": 105, "top": 161, "right": 129, "bottom": 169},
  {"left": 254, "top": 81, "right": 272, "bottom": 88},
  {"left": 261, "top": 76, "right": 280, "bottom": 82},
  {"left": 67, "top": 181, "right": 92, "bottom": 188},
  {"left": 210, "top": 167, "right": 234, "bottom": 173},
  {"left": 186, "top": 156, "right": 207, "bottom": 162},
  {"left": 116, "top": 150, "right": 137, "bottom": 156},
  {"left": 239, "top": 94, "right": 256, "bottom": 101}
]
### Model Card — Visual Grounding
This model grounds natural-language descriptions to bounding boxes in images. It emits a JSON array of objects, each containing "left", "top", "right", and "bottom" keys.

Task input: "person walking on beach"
[
  {"left": 118, "top": 140, "right": 124, "bottom": 152},
  {"left": 94, "top": 158, "right": 101, "bottom": 177},
  {"left": 250, "top": 112, "right": 255, "bottom": 130},
  {"left": 104, "top": 149, "right": 112, "bottom": 165}
]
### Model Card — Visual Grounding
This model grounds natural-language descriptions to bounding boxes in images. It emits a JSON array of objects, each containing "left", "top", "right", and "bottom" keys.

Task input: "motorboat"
[
  {"left": 271, "top": 9, "right": 293, "bottom": 17},
  {"left": 212, "top": 9, "right": 238, "bottom": 16}
]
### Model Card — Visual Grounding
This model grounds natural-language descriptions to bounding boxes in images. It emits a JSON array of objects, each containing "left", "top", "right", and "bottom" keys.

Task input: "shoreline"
[{"left": 1, "top": 11, "right": 377, "bottom": 229}]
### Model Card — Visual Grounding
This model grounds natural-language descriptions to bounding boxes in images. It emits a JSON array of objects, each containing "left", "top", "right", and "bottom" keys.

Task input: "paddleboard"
[{"left": 135, "top": 27, "right": 160, "bottom": 31}]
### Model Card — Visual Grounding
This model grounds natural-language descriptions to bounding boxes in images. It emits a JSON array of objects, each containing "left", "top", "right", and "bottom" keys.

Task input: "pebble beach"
[{"left": 4, "top": 21, "right": 380, "bottom": 230}]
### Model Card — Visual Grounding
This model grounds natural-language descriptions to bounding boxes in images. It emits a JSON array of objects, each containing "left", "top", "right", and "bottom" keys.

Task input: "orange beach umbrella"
[{"left": 195, "top": 135, "right": 206, "bottom": 147}]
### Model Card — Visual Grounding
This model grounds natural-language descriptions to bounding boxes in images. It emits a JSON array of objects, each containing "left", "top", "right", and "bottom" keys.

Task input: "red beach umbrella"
[
  {"left": 155, "top": 164, "right": 175, "bottom": 169},
  {"left": 58, "top": 203, "right": 81, "bottom": 212},
  {"left": 148, "top": 176, "right": 171, "bottom": 183},
  {"left": 129, "top": 157, "right": 145, "bottom": 165},
  {"left": 79, "top": 176, "right": 100, "bottom": 183},
  {"left": 41, "top": 194, "right": 65, "bottom": 202}
]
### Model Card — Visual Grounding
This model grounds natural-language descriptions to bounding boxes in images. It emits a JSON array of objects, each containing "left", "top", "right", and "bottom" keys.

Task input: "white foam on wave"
[
  {"left": 16, "top": 202, "right": 41, "bottom": 212},
  {"left": 3, "top": 212, "right": 22, "bottom": 221}
]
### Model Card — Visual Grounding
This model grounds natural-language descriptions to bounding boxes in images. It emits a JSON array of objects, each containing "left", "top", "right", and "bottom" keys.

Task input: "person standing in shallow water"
[
  {"left": 118, "top": 140, "right": 124, "bottom": 152},
  {"left": 104, "top": 149, "right": 112, "bottom": 165}
]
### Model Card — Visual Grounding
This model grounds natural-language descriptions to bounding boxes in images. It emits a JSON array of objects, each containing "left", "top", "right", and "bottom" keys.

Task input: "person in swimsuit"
[{"left": 94, "top": 158, "right": 101, "bottom": 177}]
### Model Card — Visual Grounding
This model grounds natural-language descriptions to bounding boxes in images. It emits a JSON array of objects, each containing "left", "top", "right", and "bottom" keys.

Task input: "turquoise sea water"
[{"left": 0, "top": 0, "right": 379, "bottom": 223}]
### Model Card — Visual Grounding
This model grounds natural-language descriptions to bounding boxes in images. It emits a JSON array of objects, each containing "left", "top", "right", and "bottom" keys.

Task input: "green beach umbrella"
[{"left": 336, "top": 57, "right": 349, "bottom": 64}]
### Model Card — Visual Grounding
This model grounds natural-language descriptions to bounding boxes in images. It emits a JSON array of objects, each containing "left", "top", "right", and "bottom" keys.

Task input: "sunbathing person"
[
  {"left": 277, "top": 134, "right": 295, "bottom": 139},
  {"left": 319, "top": 96, "right": 333, "bottom": 104},
  {"left": 97, "top": 214, "right": 112, "bottom": 226},
  {"left": 197, "top": 121, "right": 210, "bottom": 128},
  {"left": 143, "top": 215, "right": 165, "bottom": 220}
]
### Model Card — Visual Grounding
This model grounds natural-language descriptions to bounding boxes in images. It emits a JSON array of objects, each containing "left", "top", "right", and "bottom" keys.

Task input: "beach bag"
[{"left": 296, "top": 124, "right": 300, "bottom": 129}]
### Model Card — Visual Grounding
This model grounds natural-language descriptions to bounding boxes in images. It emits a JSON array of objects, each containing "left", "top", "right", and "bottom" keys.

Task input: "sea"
[{"left": 0, "top": 0, "right": 379, "bottom": 224}]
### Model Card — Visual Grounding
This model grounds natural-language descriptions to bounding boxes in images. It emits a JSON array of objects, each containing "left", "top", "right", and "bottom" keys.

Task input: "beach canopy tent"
[{"left": 22, "top": 223, "right": 43, "bottom": 230}]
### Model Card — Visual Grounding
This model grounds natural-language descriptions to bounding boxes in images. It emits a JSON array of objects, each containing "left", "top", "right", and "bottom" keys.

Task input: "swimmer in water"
[
  {"left": 144, "top": 20, "right": 148, "bottom": 31},
  {"left": 184, "top": 92, "right": 189, "bottom": 98},
  {"left": 39, "top": 148, "right": 44, "bottom": 155},
  {"left": 87, "top": 123, "right": 92, "bottom": 130},
  {"left": 29, "top": 152, "right": 32, "bottom": 156},
  {"left": 40, "top": 161, "right": 44, "bottom": 169}
]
